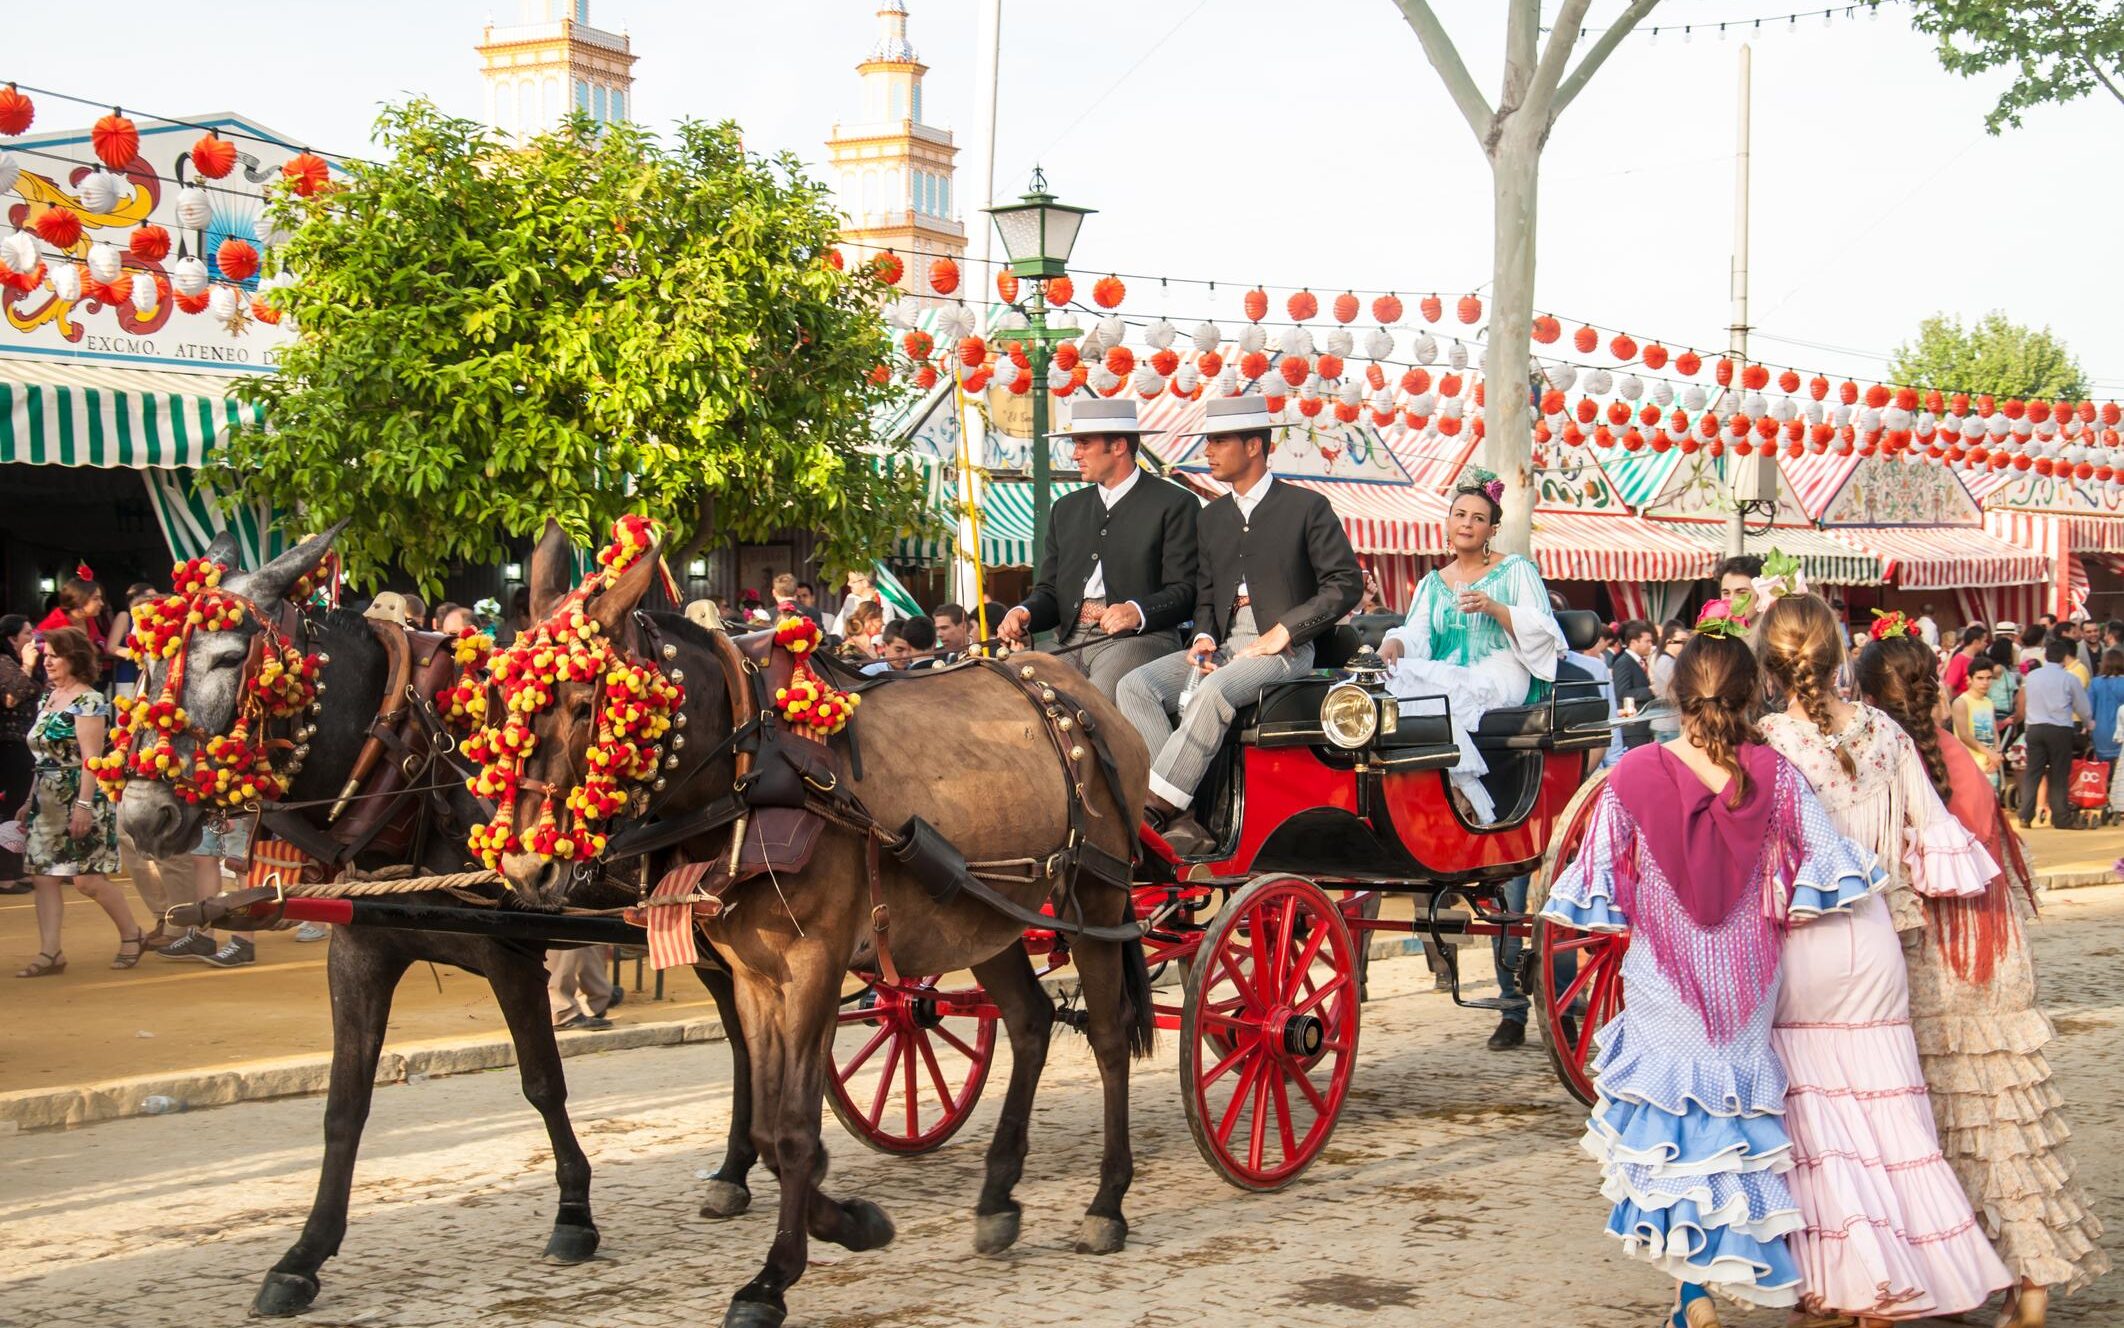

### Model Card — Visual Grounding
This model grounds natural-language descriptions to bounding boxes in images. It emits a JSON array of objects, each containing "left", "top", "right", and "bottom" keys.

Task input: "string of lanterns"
[{"left": 1546, "top": 0, "right": 1896, "bottom": 42}]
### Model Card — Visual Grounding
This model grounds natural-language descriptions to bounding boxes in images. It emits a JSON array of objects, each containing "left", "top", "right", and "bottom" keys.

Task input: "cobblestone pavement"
[{"left": 8, "top": 886, "right": 2122, "bottom": 1328}]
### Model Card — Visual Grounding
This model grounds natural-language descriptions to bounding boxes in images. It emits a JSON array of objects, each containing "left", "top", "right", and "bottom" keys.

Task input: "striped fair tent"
[
  {"left": 1834, "top": 524, "right": 2046, "bottom": 591},
  {"left": 1651, "top": 519, "right": 1886, "bottom": 586}
]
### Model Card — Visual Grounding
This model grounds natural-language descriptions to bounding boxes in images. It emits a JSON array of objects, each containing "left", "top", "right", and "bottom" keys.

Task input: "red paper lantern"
[
  {"left": 822, "top": 248, "right": 844, "bottom": 270},
  {"left": 1893, "top": 386, "right": 1919, "bottom": 412},
  {"left": 1622, "top": 429, "right": 1645, "bottom": 452},
  {"left": 1316, "top": 353, "right": 1345, "bottom": 380},
  {"left": 1639, "top": 403, "right": 1661, "bottom": 427},
  {"left": 871, "top": 252, "right": 904, "bottom": 285},
  {"left": 1053, "top": 341, "right": 1080, "bottom": 371},
  {"left": 2075, "top": 462, "right": 2096, "bottom": 481},
  {"left": 913, "top": 364, "right": 938, "bottom": 390},
  {"left": 1540, "top": 389, "right": 1566, "bottom": 415},
  {"left": 2028, "top": 400, "right": 2052, "bottom": 424},
  {"left": 1573, "top": 324, "right": 1598, "bottom": 354},
  {"left": 1576, "top": 398, "right": 1598, "bottom": 424},
  {"left": 1675, "top": 350, "right": 1702, "bottom": 377},
  {"left": 282, "top": 152, "right": 330, "bottom": 198},
  {"left": 1440, "top": 373, "right": 1464, "bottom": 398},
  {"left": 1287, "top": 290, "right": 1318, "bottom": 321},
  {"left": 1681, "top": 437, "right": 1701, "bottom": 455},
  {"left": 1334, "top": 401, "right": 1360, "bottom": 423},
  {"left": 1967, "top": 446, "right": 1989, "bottom": 466},
  {"left": 1741, "top": 363, "right": 1769, "bottom": 391},
  {"left": 1372, "top": 293, "right": 1404, "bottom": 324},
  {"left": 1240, "top": 350, "right": 1270, "bottom": 380},
  {"left": 1199, "top": 350, "right": 1224, "bottom": 377},
  {"left": 1839, "top": 380, "right": 1860, "bottom": 406},
  {"left": 1402, "top": 368, "right": 1431, "bottom": 394},
  {"left": 1332, "top": 291, "right": 1360, "bottom": 324},
  {"left": 1243, "top": 287, "right": 1268, "bottom": 321},
  {"left": 927, "top": 256, "right": 960, "bottom": 295},
  {"left": 1092, "top": 274, "right": 1126, "bottom": 309},
  {"left": 901, "top": 330, "right": 933, "bottom": 360},
  {"left": 1456, "top": 294, "right": 1483, "bottom": 324},
  {"left": 2099, "top": 466, "right": 2116, "bottom": 483},
  {"left": 1419, "top": 293, "right": 1443, "bottom": 323},
  {"left": 1104, "top": 345, "right": 1135, "bottom": 377},
  {"left": 1611, "top": 333, "right": 1639, "bottom": 362},
  {"left": 191, "top": 133, "right": 237, "bottom": 180},
  {"left": 1593, "top": 426, "right": 1615, "bottom": 449},
  {"left": 1715, "top": 358, "right": 1736, "bottom": 388},
  {"left": 958, "top": 335, "right": 987, "bottom": 368},
  {"left": 92, "top": 112, "right": 140, "bottom": 170},
  {"left": 33, "top": 206, "right": 83, "bottom": 249},
  {"left": 1278, "top": 354, "right": 1308, "bottom": 387},
  {"left": 1641, "top": 343, "right": 1669, "bottom": 370},
  {"left": 1864, "top": 383, "right": 1890, "bottom": 409},
  {"left": 1734, "top": 440, "right": 1754, "bottom": 457},
  {"left": 1298, "top": 397, "right": 1324, "bottom": 418},
  {"left": 1606, "top": 400, "right": 1630, "bottom": 426},
  {"left": 1045, "top": 275, "right": 1074, "bottom": 306},
  {"left": 995, "top": 271, "right": 1018, "bottom": 303},
  {"left": 2104, "top": 403, "right": 2122, "bottom": 426},
  {"left": 1778, "top": 370, "right": 1801, "bottom": 394},
  {"left": 1925, "top": 389, "right": 1945, "bottom": 414},
  {"left": 215, "top": 238, "right": 260, "bottom": 284},
  {"left": 1150, "top": 347, "right": 1180, "bottom": 377},
  {"left": 1365, "top": 363, "right": 1386, "bottom": 390},
  {"left": 129, "top": 224, "right": 171, "bottom": 263},
  {"left": 1532, "top": 315, "right": 1560, "bottom": 344},
  {"left": 1438, "top": 414, "right": 1462, "bottom": 436},
  {"left": 0, "top": 86, "right": 34, "bottom": 137},
  {"left": 1808, "top": 376, "right": 1829, "bottom": 401},
  {"left": 867, "top": 363, "right": 892, "bottom": 387}
]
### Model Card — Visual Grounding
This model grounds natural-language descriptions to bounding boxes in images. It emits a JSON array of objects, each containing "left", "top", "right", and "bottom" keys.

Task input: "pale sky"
[{"left": 15, "top": 0, "right": 2120, "bottom": 388}]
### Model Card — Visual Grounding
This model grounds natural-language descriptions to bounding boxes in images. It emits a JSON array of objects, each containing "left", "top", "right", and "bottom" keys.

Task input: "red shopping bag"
[{"left": 2069, "top": 758, "right": 2111, "bottom": 809}]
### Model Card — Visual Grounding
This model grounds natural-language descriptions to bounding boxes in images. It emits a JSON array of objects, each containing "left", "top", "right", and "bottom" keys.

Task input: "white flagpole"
[{"left": 954, "top": 0, "right": 1003, "bottom": 613}]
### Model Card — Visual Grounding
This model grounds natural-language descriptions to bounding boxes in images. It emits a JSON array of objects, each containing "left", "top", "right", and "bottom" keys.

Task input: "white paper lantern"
[
  {"left": 1447, "top": 340, "right": 1468, "bottom": 371},
  {"left": 1047, "top": 361, "right": 1072, "bottom": 391},
  {"left": 1087, "top": 365, "right": 1120, "bottom": 394},
  {"left": 1191, "top": 321, "right": 1221, "bottom": 353},
  {"left": 1215, "top": 368, "right": 1239, "bottom": 396},
  {"left": 1987, "top": 414, "right": 2011, "bottom": 439},
  {"left": 1409, "top": 390, "right": 1437, "bottom": 415},
  {"left": 1681, "top": 384, "right": 1707, "bottom": 413},
  {"left": 1362, "top": 328, "right": 1393, "bottom": 361},
  {"left": 86, "top": 242, "right": 123, "bottom": 284},
  {"left": 1174, "top": 363, "right": 1199, "bottom": 394},
  {"left": 171, "top": 255, "right": 209, "bottom": 297},
  {"left": 1096, "top": 314, "right": 1126, "bottom": 344},
  {"left": 2012, "top": 416, "right": 2035, "bottom": 439},
  {"left": 991, "top": 357, "right": 1020, "bottom": 391},
  {"left": 1650, "top": 380, "right": 1674, "bottom": 408},
  {"left": 1325, "top": 327, "right": 1353, "bottom": 358},
  {"left": 0, "top": 152, "right": 18, "bottom": 196},
  {"left": 1338, "top": 380, "right": 1363, "bottom": 408},
  {"left": 1238, "top": 323, "right": 1268, "bottom": 356},
  {"left": 1546, "top": 363, "right": 1577, "bottom": 393},
  {"left": 131, "top": 271, "right": 159, "bottom": 314},
  {"left": 1298, "top": 377, "right": 1321, "bottom": 403},
  {"left": 1771, "top": 395, "right": 1798, "bottom": 423},
  {"left": 1414, "top": 333, "right": 1438, "bottom": 365},
  {"left": 1882, "top": 405, "right": 1910, "bottom": 431},
  {"left": 1282, "top": 326, "right": 1314, "bottom": 360},
  {"left": 1584, "top": 368, "right": 1612, "bottom": 397},
  {"left": 1076, "top": 327, "right": 1106, "bottom": 360},
  {"left": 0, "top": 230, "right": 35, "bottom": 275},
  {"left": 1617, "top": 374, "right": 1643, "bottom": 401},
  {"left": 77, "top": 170, "right": 121, "bottom": 215},
  {"left": 1960, "top": 416, "right": 1984, "bottom": 442},
  {"left": 1441, "top": 396, "right": 1465, "bottom": 419},
  {"left": 1371, "top": 388, "right": 1394, "bottom": 412},
  {"left": 175, "top": 185, "right": 212, "bottom": 231},
  {"left": 1131, "top": 365, "right": 1163, "bottom": 396},
  {"left": 988, "top": 307, "right": 1029, "bottom": 333},
  {"left": 48, "top": 263, "right": 81, "bottom": 303},
  {"left": 1145, "top": 317, "right": 1177, "bottom": 350}
]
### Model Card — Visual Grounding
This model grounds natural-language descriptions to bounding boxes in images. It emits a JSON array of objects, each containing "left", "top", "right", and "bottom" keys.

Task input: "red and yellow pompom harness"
[
  {"left": 447, "top": 516, "right": 685, "bottom": 869},
  {"left": 87, "top": 555, "right": 323, "bottom": 809},
  {"left": 771, "top": 614, "right": 858, "bottom": 738}
]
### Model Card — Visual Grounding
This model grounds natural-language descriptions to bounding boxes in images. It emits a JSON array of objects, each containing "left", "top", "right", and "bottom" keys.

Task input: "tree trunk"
[{"left": 1484, "top": 126, "right": 1542, "bottom": 558}]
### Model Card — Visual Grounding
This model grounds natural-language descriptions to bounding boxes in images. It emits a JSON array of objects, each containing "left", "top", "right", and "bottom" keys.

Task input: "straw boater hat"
[
  {"left": 1186, "top": 393, "right": 1299, "bottom": 438},
  {"left": 1047, "top": 397, "right": 1166, "bottom": 440}
]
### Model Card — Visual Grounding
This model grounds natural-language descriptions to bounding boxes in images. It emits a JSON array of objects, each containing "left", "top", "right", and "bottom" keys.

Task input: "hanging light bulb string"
[
  {"left": 1546, "top": 0, "right": 1895, "bottom": 40},
  {"left": 1, "top": 139, "right": 292, "bottom": 206}
]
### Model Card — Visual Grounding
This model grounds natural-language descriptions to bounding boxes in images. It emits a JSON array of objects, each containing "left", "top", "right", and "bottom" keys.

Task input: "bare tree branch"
[
  {"left": 1393, "top": 0, "right": 1496, "bottom": 144},
  {"left": 1551, "top": 0, "right": 1663, "bottom": 121},
  {"left": 1524, "top": 0, "right": 1594, "bottom": 120},
  {"left": 2085, "top": 52, "right": 2124, "bottom": 108}
]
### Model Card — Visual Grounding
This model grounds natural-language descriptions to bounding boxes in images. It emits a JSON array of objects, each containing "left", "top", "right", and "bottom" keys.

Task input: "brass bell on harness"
[
  {"left": 671, "top": 733, "right": 686, "bottom": 750},
  {"left": 316, "top": 653, "right": 331, "bottom": 666},
  {"left": 661, "top": 643, "right": 678, "bottom": 660},
  {"left": 294, "top": 744, "right": 310, "bottom": 760},
  {"left": 1056, "top": 716, "right": 1073, "bottom": 732},
  {"left": 1069, "top": 745, "right": 1086, "bottom": 761},
  {"left": 653, "top": 777, "right": 667, "bottom": 791},
  {"left": 670, "top": 669, "right": 685, "bottom": 684},
  {"left": 1040, "top": 687, "right": 1057, "bottom": 703},
  {"left": 314, "top": 682, "right": 327, "bottom": 695},
  {"left": 1020, "top": 665, "right": 1036, "bottom": 680},
  {"left": 665, "top": 754, "right": 680, "bottom": 769},
  {"left": 674, "top": 713, "right": 688, "bottom": 728}
]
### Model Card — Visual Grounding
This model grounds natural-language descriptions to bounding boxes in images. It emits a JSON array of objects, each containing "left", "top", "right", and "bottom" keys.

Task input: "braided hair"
[
  {"left": 1757, "top": 594, "right": 1856, "bottom": 778},
  {"left": 1673, "top": 632, "right": 1765, "bottom": 807},
  {"left": 1856, "top": 635, "right": 1953, "bottom": 803}
]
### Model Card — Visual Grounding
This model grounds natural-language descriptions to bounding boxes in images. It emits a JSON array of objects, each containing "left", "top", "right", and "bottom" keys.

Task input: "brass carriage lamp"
[
  {"left": 984, "top": 166, "right": 1093, "bottom": 280},
  {"left": 983, "top": 167, "right": 1093, "bottom": 578}
]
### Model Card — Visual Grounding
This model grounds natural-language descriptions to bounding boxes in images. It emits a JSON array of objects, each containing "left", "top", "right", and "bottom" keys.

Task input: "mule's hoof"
[
  {"left": 973, "top": 1208, "right": 1021, "bottom": 1256},
  {"left": 543, "top": 1221, "right": 601, "bottom": 1264},
  {"left": 250, "top": 1270, "right": 321, "bottom": 1318},
  {"left": 722, "top": 1299, "right": 787, "bottom": 1328},
  {"left": 841, "top": 1197, "right": 896, "bottom": 1252},
  {"left": 698, "top": 1179, "right": 751, "bottom": 1219},
  {"left": 1073, "top": 1214, "right": 1128, "bottom": 1256}
]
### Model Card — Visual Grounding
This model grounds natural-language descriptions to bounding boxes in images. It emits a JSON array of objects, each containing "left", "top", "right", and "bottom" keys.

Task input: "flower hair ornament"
[
  {"left": 1694, "top": 597, "right": 1751, "bottom": 640},
  {"left": 1457, "top": 465, "right": 1506, "bottom": 506},
  {"left": 1734, "top": 547, "right": 1808, "bottom": 620},
  {"left": 1869, "top": 609, "right": 1913, "bottom": 641}
]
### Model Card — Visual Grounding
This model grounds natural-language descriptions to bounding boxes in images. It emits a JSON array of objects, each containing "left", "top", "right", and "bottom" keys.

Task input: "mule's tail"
[{"left": 1121, "top": 936, "right": 1156, "bottom": 1060}]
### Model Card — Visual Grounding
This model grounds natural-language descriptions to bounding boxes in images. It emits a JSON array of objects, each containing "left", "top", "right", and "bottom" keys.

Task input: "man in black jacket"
[
  {"left": 1610, "top": 618, "right": 1656, "bottom": 749},
  {"left": 998, "top": 399, "right": 1198, "bottom": 697},
  {"left": 1118, "top": 395, "right": 1362, "bottom": 836}
]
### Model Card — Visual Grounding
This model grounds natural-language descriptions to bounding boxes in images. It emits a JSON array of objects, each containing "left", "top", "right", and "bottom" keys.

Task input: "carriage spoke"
[
  {"left": 1289, "top": 1061, "right": 1331, "bottom": 1116},
  {"left": 1270, "top": 1069, "right": 1299, "bottom": 1163},
  {"left": 838, "top": 1022, "right": 895, "bottom": 1081},
  {"left": 1201, "top": 1030, "right": 1262, "bottom": 1086},
  {"left": 865, "top": 1036, "right": 903, "bottom": 1129},
  {"left": 931, "top": 1021, "right": 980, "bottom": 1061},
  {"left": 1557, "top": 951, "right": 1604, "bottom": 1010},
  {"left": 1246, "top": 902, "right": 1280, "bottom": 1004},
  {"left": 1212, "top": 942, "right": 1266, "bottom": 1014},
  {"left": 903, "top": 1026, "right": 921, "bottom": 1136},
  {"left": 1292, "top": 972, "right": 1350, "bottom": 1017},
  {"left": 1246, "top": 1061, "right": 1272, "bottom": 1172},
  {"left": 1270, "top": 895, "right": 1300, "bottom": 1002},
  {"left": 914, "top": 1028, "right": 958, "bottom": 1117},
  {"left": 1285, "top": 922, "right": 1330, "bottom": 998},
  {"left": 1550, "top": 931, "right": 1621, "bottom": 954},
  {"left": 1214, "top": 1054, "right": 1267, "bottom": 1146}
]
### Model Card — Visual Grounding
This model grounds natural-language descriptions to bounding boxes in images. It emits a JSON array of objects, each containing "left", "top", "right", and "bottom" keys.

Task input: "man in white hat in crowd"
[
  {"left": 998, "top": 398, "right": 1200, "bottom": 697},
  {"left": 1117, "top": 395, "right": 1362, "bottom": 850}
]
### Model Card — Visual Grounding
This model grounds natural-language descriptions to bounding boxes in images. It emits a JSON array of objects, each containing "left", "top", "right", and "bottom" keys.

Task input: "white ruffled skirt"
[{"left": 1385, "top": 651, "right": 1532, "bottom": 824}]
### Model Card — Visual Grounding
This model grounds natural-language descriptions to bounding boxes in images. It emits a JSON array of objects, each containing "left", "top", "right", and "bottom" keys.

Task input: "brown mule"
[{"left": 497, "top": 523, "right": 1157, "bottom": 1328}]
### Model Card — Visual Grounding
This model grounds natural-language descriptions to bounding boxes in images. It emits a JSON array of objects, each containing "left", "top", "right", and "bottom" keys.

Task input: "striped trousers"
[{"left": 1116, "top": 607, "right": 1312, "bottom": 811}]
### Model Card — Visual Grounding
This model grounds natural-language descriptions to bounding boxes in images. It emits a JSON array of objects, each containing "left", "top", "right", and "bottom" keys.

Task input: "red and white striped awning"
[
  {"left": 1182, "top": 472, "right": 1451, "bottom": 556},
  {"left": 1649, "top": 519, "right": 1883, "bottom": 585},
  {"left": 1531, "top": 511, "right": 1719, "bottom": 583},
  {"left": 1782, "top": 451, "right": 1864, "bottom": 520},
  {"left": 1836, "top": 525, "right": 2048, "bottom": 590}
]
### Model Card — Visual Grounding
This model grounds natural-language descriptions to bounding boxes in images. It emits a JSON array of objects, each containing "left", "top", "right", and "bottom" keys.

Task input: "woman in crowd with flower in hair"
[
  {"left": 1754, "top": 593, "right": 2013, "bottom": 1325},
  {"left": 1542, "top": 600, "right": 1884, "bottom": 1327},
  {"left": 1857, "top": 630, "right": 2107, "bottom": 1328},
  {"left": 1379, "top": 469, "right": 1565, "bottom": 823},
  {"left": 35, "top": 569, "right": 108, "bottom": 683}
]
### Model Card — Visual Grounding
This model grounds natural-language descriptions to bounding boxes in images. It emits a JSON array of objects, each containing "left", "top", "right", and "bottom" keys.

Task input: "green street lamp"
[{"left": 985, "top": 168, "right": 1092, "bottom": 578}]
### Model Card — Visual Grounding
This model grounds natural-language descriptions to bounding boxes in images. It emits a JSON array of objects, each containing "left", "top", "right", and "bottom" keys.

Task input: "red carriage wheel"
[
  {"left": 1530, "top": 770, "right": 1628, "bottom": 1106},
  {"left": 826, "top": 976, "right": 997, "bottom": 1154},
  {"left": 1180, "top": 874, "right": 1360, "bottom": 1191}
]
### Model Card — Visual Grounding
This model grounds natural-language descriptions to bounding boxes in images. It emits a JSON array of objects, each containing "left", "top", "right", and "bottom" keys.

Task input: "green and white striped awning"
[
  {"left": 896, "top": 477, "right": 1088, "bottom": 568},
  {"left": 0, "top": 360, "right": 266, "bottom": 468}
]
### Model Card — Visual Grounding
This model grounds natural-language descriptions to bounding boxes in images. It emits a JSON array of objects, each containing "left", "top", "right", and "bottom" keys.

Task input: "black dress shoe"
[
  {"left": 0, "top": 880, "right": 31, "bottom": 895},
  {"left": 1486, "top": 1017, "right": 1526, "bottom": 1051}
]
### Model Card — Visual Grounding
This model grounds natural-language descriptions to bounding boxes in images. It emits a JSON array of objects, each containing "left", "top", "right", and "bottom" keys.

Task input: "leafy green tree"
[
  {"left": 225, "top": 101, "right": 931, "bottom": 591},
  {"left": 1907, "top": 0, "right": 2124, "bottom": 132},
  {"left": 1889, "top": 312, "right": 2087, "bottom": 399}
]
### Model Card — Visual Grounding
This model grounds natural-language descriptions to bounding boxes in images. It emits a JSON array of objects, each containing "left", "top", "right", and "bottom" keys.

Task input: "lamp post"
[{"left": 984, "top": 168, "right": 1091, "bottom": 579}]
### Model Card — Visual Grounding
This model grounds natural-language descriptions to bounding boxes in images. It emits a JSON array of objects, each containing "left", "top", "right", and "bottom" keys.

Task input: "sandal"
[
  {"left": 112, "top": 932, "right": 147, "bottom": 969},
  {"left": 141, "top": 921, "right": 174, "bottom": 951},
  {"left": 16, "top": 951, "right": 66, "bottom": 978}
]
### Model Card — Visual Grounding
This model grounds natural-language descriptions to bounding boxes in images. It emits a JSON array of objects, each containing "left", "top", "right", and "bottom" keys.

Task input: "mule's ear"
[
  {"left": 230, "top": 521, "right": 347, "bottom": 605},
  {"left": 586, "top": 537, "right": 661, "bottom": 634},
  {"left": 204, "top": 530, "right": 242, "bottom": 568},
  {"left": 527, "top": 520, "right": 574, "bottom": 623}
]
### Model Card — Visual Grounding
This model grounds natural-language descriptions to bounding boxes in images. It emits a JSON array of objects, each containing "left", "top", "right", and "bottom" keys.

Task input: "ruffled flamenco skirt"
[
  {"left": 1386, "top": 653, "right": 1529, "bottom": 825},
  {"left": 1773, "top": 894, "right": 2016, "bottom": 1319},
  {"left": 1546, "top": 872, "right": 1880, "bottom": 1308},
  {"left": 1904, "top": 918, "right": 2109, "bottom": 1296}
]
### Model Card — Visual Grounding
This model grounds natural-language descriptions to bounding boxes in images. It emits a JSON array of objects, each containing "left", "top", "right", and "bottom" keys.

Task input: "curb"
[
  {"left": 2037, "top": 870, "right": 2116, "bottom": 892},
  {"left": 4, "top": 935, "right": 1434, "bottom": 1132}
]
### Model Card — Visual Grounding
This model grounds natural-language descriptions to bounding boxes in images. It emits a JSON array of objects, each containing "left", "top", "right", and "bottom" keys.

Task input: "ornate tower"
[
  {"left": 825, "top": 0, "right": 964, "bottom": 292},
  {"left": 477, "top": 0, "right": 637, "bottom": 144}
]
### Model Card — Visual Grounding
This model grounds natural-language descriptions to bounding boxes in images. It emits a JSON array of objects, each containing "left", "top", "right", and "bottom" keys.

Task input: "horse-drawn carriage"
[{"left": 826, "top": 609, "right": 1627, "bottom": 1188}]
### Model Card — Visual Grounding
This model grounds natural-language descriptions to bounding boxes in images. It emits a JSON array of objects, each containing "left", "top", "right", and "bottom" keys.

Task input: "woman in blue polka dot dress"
[{"left": 1543, "top": 604, "right": 1883, "bottom": 1327}]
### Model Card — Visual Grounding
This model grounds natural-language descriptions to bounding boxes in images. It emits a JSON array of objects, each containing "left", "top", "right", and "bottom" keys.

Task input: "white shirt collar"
[
  {"left": 1097, "top": 466, "right": 1141, "bottom": 509},
  {"left": 1229, "top": 471, "right": 1273, "bottom": 519}
]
